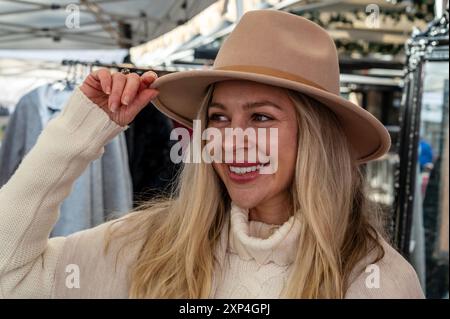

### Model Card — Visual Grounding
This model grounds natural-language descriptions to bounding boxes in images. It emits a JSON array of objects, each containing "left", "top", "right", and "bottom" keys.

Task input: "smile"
[
  {"left": 228, "top": 163, "right": 268, "bottom": 175},
  {"left": 226, "top": 162, "right": 270, "bottom": 183}
]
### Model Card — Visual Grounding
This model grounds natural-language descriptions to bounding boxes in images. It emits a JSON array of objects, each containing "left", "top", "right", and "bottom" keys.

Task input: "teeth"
[{"left": 229, "top": 164, "right": 268, "bottom": 175}]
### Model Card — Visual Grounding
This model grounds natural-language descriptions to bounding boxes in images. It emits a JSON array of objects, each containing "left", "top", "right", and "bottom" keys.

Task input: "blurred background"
[{"left": 0, "top": 0, "right": 448, "bottom": 299}]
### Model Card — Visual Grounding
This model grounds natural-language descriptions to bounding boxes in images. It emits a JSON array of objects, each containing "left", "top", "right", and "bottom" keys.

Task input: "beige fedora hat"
[{"left": 150, "top": 9, "right": 391, "bottom": 164}]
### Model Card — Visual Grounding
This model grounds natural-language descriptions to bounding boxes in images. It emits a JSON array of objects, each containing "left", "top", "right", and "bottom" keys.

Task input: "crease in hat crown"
[{"left": 212, "top": 9, "right": 341, "bottom": 95}]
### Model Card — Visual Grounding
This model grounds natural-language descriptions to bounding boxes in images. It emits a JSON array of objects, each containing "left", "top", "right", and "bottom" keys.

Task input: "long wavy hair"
[{"left": 106, "top": 83, "right": 386, "bottom": 298}]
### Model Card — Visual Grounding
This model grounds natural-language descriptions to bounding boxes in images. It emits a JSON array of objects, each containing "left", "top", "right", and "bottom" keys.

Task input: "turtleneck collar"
[{"left": 227, "top": 202, "right": 301, "bottom": 266}]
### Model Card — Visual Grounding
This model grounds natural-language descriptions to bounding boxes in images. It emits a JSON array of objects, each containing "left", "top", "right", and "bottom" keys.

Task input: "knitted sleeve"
[{"left": 0, "top": 87, "right": 128, "bottom": 298}]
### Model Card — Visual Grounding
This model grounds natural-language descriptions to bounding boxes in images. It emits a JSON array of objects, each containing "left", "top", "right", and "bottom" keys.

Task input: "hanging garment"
[
  {"left": 124, "top": 101, "right": 180, "bottom": 204},
  {"left": 0, "top": 84, "right": 132, "bottom": 236}
]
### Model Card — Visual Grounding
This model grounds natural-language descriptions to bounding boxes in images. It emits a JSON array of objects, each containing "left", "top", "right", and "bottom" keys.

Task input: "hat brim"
[{"left": 150, "top": 70, "right": 391, "bottom": 164}]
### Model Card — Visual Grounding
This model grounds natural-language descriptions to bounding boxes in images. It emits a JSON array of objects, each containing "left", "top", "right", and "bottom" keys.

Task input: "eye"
[
  {"left": 208, "top": 113, "right": 229, "bottom": 122},
  {"left": 252, "top": 113, "right": 273, "bottom": 122}
]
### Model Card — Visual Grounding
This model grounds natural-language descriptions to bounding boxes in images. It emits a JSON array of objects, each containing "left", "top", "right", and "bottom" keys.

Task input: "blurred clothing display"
[{"left": 419, "top": 139, "right": 434, "bottom": 171}]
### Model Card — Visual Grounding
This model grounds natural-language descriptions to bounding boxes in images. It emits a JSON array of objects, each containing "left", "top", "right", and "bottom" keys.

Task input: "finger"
[
  {"left": 141, "top": 71, "right": 158, "bottom": 87},
  {"left": 121, "top": 73, "right": 140, "bottom": 106},
  {"left": 127, "top": 88, "right": 159, "bottom": 117},
  {"left": 92, "top": 68, "right": 112, "bottom": 94},
  {"left": 96, "top": 69, "right": 112, "bottom": 95},
  {"left": 109, "top": 72, "right": 127, "bottom": 113}
]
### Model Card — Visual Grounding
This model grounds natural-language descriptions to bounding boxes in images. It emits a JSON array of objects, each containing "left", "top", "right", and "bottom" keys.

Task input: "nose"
[{"left": 222, "top": 118, "right": 258, "bottom": 162}]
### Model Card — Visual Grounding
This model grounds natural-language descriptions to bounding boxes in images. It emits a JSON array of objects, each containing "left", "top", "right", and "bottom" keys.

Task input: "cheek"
[{"left": 277, "top": 126, "right": 298, "bottom": 175}]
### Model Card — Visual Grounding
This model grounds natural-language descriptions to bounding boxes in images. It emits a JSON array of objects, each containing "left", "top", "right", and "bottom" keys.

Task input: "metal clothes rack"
[{"left": 61, "top": 59, "right": 154, "bottom": 76}]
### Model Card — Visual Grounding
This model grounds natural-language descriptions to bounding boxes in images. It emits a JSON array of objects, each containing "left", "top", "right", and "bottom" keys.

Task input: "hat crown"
[{"left": 214, "top": 10, "right": 340, "bottom": 95}]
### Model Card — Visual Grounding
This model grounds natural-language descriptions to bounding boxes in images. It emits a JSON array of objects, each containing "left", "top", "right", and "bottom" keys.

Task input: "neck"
[{"left": 248, "top": 193, "right": 291, "bottom": 225}]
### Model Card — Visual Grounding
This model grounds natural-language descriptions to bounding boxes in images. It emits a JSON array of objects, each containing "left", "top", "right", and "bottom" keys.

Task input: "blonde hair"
[{"left": 106, "top": 84, "right": 385, "bottom": 298}]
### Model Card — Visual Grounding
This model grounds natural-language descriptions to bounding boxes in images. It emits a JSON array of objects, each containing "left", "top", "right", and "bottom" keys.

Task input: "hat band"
[{"left": 215, "top": 65, "right": 327, "bottom": 92}]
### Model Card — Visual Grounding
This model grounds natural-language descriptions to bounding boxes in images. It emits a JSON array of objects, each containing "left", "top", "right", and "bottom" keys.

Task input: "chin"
[
  {"left": 228, "top": 190, "right": 264, "bottom": 209},
  {"left": 213, "top": 162, "right": 275, "bottom": 208}
]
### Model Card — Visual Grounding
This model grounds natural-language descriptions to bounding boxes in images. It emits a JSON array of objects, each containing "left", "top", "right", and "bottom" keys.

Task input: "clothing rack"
[{"left": 61, "top": 59, "right": 154, "bottom": 76}]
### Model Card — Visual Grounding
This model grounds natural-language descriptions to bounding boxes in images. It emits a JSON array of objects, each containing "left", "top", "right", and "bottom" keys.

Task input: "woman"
[{"left": 0, "top": 10, "right": 423, "bottom": 298}]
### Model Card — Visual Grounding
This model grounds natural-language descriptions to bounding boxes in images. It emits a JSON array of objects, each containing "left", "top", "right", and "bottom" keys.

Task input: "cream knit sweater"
[
  {"left": 213, "top": 205, "right": 301, "bottom": 298},
  {"left": 0, "top": 88, "right": 425, "bottom": 299}
]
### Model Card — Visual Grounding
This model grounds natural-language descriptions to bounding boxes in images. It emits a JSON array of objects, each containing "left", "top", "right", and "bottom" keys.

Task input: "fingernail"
[
  {"left": 111, "top": 102, "right": 118, "bottom": 113},
  {"left": 122, "top": 97, "right": 129, "bottom": 105}
]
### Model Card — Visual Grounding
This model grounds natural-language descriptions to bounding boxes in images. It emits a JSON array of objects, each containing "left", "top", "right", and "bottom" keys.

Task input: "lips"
[{"left": 225, "top": 162, "right": 270, "bottom": 183}]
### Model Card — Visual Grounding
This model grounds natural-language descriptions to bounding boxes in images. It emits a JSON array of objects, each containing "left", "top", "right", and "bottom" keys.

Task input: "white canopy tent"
[{"left": 0, "top": 0, "right": 218, "bottom": 49}]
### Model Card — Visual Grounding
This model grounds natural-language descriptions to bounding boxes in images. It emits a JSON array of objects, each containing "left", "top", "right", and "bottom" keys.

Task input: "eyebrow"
[{"left": 209, "top": 100, "right": 282, "bottom": 111}]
